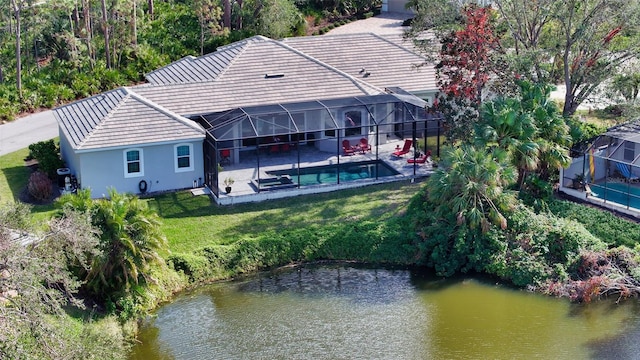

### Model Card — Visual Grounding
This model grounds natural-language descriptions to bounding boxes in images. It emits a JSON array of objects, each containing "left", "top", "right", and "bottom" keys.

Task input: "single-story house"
[
  {"left": 54, "top": 33, "right": 440, "bottom": 203},
  {"left": 559, "top": 119, "right": 640, "bottom": 218}
]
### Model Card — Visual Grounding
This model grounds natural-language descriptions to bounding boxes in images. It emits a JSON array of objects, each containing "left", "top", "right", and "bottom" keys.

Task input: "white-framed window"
[
  {"left": 174, "top": 143, "right": 194, "bottom": 172},
  {"left": 123, "top": 148, "right": 144, "bottom": 178}
]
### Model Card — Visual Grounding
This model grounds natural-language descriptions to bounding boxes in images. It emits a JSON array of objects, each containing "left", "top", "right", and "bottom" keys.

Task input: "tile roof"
[
  {"left": 56, "top": 35, "right": 437, "bottom": 150},
  {"left": 54, "top": 88, "right": 205, "bottom": 151},
  {"left": 133, "top": 36, "right": 384, "bottom": 116},
  {"left": 282, "top": 33, "right": 437, "bottom": 93},
  {"left": 145, "top": 36, "right": 266, "bottom": 85}
]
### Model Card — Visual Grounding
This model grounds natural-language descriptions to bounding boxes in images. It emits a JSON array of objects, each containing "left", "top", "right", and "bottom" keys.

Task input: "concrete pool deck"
[{"left": 214, "top": 138, "right": 435, "bottom": 205}]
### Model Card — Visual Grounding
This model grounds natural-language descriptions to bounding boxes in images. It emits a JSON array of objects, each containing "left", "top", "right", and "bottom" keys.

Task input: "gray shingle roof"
[
  {"left": 54, "top": 88, "right": 205, "bottom": 151},
  {"left": 282, "top": 33, "right": 437, "bottom": 93},
  {"left": 133, "top": 36, "right": 384, "bottom": 116}
]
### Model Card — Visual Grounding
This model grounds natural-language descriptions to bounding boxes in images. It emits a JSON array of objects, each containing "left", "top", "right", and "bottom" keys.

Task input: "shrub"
[
  {"left": 27, "top": 139, "right": 65, "bottom": 179},
  {"left": 28, "top": 171, "right": 53, "bottom": 202},
  {"left": 168, "top": 253, "right": 210, "bottom": 281},
  {"left": 547, "top": 199, "right": 640, "bottom": 248}
]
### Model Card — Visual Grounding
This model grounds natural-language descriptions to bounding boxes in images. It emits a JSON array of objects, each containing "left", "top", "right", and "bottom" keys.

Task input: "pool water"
[
  {"left": 590, "top": 182, "right": 640, "bottom": 210},
  {"left": 266, "top": 160, "right": 400, "bottom": 186}
]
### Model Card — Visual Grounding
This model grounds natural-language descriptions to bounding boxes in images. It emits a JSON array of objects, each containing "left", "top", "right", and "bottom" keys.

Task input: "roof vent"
[{"left": 265, "top": 73, "right": 285, "bottom": 79}]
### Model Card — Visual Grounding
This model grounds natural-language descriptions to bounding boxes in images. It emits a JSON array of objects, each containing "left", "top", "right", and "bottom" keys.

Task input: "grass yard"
[
  {"left": 148, "top": 180, "right": 423, "bottom": 254},
  {"left": 0, "top": 148, "right": 58, "bottom": 221},
  {"left": 0, "top": 148, "right": 31, "bottom": 203}
]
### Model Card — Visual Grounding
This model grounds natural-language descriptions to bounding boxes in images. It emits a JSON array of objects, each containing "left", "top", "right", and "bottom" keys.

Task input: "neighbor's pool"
[
  {"left": 266, "top": 160, "right": 400, "bottom": 186},
  {"left": 590, "top": 182, "right": 640, "bottom": 211}
]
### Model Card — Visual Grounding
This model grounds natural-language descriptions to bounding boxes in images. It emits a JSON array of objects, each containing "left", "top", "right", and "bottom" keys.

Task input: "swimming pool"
[
  {"left": 589, "top": 182, "right": 640, "bottom": 211},
  {"left": 266, "top": 160, "right": 400, "bottom": 186}
]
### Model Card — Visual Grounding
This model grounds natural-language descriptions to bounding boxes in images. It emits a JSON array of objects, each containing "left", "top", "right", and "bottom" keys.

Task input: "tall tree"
[
  {"left": 437, "top": 5, "right": 501, "bottom": 105},
  {"left": 435, "top": 4, "right": 505, "bottom": 142},
  {"left": 193, "top": 0, "right": 223, "bottom": 55},
  {"left": 404, "top": 0, "right": 464, "bottom": 61},
  {"left": 494, "top": 0, "right": 640, "bottom": 117},
  {"left": 100, "top": 0, "right": 111, "bottom": 68},
  {"left": 254, "top": 0, "right": 301, "bottom": 39},
  {"left": 475, "top": 81, "right": 571, "bottom": 185},
  {"left": 492, "top": 0, "right": 558, "bottom": 83},
  {"left": 222, "top": 0, "right": 231, "bottom": 29},
  {"left": 9, "top": 0, "right": 23, "bottom": 97}
]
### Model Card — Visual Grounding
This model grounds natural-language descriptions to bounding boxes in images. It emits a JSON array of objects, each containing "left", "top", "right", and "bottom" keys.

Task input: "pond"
[{"left": 130, "top": 264, "right": 640, "bottom": 360}]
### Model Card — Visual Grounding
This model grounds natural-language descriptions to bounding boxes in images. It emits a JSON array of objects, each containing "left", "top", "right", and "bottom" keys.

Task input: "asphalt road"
[{"left": 0, "top": 110, "right": 58, "bottom": 156}]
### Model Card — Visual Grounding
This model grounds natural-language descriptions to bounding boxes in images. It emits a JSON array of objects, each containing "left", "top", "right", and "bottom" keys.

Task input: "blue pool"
[
  {"left": 590, "top": 182, "right": 640, "bottom": 211},
  {"left": 266, "top": 160, "right": 400, "bottom": 186}
]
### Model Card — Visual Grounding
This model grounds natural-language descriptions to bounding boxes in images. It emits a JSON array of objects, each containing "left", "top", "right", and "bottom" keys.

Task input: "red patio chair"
[
  {"left": 359, "top": 138, "right": 372, "bottom": 153},
  {"left": 220, "top": 149, "right": 231, "bottom": 165},
  {"left": 392, "top": 139, "right": 413, "bottom": 157},
  {"left": 407, "top": 150, "right": 431, "bottom": 164},
  {"left": 342, "top": 139, "right": 356, "bottom": 156}
]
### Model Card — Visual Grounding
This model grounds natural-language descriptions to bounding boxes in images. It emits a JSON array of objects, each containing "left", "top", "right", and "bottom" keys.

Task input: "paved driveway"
[
  {"left": 326, "top": 12, "right": 412, "bottom": 36},
  {"left": 0, "top": 110, "right": 57, "bottom": 156}
]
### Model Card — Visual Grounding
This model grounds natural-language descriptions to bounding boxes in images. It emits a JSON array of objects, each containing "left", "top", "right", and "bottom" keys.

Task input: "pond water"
[{"left": 130, "top": 264, "right": 640, "bottom": 360}]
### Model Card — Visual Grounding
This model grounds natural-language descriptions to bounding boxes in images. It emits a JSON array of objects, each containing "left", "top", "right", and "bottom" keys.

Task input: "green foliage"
[
  {"left": 27, "top": 139, "right": 65, "bottom": 179},
  {"left": 428, "top": 145, "right": 517, "bottom": 232},
  {"left": 57, "top": 189, "right": 169, "bottom": 315},
  {"left": 476, "top": 81, "right": 571, "bottom": 183},
  {"left": 486, "top": 204, "right": 610, "bottom": 287},
  {"left": 566, "top": 116, "right": 607, "bottom": 154},
  {"left": 610, "top": 73, "right": 640, "bottom": 102},
  {"left": 547, "top": 199, "right": 640, "bottom": 248},
  {"left": 255, "top": 0, "right": 304, "bottom": 38},
  {"left": 518, "top": 173, "right": 553, "bottom": 211},
  {"left": 168, "top": 218, "right": 418, "bottom": 284}
]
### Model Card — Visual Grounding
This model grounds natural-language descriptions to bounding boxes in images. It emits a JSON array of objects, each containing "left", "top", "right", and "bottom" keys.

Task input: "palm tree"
[
  {"left": 475, "top": 81, "right": 571, "bottom": 185},
  {"left": 428, "top": 145, "right": 518, "bottom": 233},
  {"left": 519, "top": 81, "right": 571, "bottom": 180},
  {"left": 58, "top": 188, "right": 167, "bottom": 296},
  {"left": 475, "top": 97, "right": 540, "bottom": 186}
]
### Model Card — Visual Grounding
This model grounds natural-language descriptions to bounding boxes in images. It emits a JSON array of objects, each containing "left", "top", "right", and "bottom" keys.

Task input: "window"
[
  {"left": 624, "top": 141, "right": 635, "bottom": 162},
  {"left": 175, "top": 144, "right": 194, "bottom": 172},
  {"left": 344, "top": 110, "right": 363, "bottom": 137},
  {"left": 124, "top": 149, "right": 144, "bottom": 178}
]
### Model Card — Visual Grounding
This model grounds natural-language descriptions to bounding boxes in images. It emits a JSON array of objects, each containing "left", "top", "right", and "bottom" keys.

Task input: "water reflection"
[{"left": 130, "top": 264, "right": 640, "bottom": 360}]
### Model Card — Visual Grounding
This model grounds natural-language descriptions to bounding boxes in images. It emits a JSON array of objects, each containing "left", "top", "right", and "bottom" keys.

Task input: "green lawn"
[
  {"left": 148, "top": 181, "right": 422, "bottom": 254},
  {"left": 0, "top": 148, "right": 30, "bottom": 203},
  {"left": 0, "top": 148, "right": 58, "bottom": 221},
  {"left": 1, "top": 145, "right": 422, "bottom": 252}
]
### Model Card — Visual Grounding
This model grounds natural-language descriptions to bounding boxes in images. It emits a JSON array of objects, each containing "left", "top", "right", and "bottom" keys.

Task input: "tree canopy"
[{"left": 408, "top": 0, "right": 640, "bottom": 116}]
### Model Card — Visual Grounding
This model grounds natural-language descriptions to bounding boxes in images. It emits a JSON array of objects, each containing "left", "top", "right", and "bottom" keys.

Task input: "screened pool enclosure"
[
  {"left": 195, "top": 92, "right": 443, "bottom": 200},
  {"left": 560, "top": 120, "right": 640, "bottom": 216}
]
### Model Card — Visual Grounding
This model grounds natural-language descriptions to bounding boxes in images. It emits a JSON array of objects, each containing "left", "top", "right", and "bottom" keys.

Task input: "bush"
[
  {"left": 168, "top": 253, "right": 210, "bottom": 281},
  {"left": 28, "top": 171, "right": 53, "bottom": 202},
  {"left": 547, "top": 199, "right": 640, "bottom": 248},
  {"left": 27, "top": 139, "right": 65, "bottom": 179}
]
